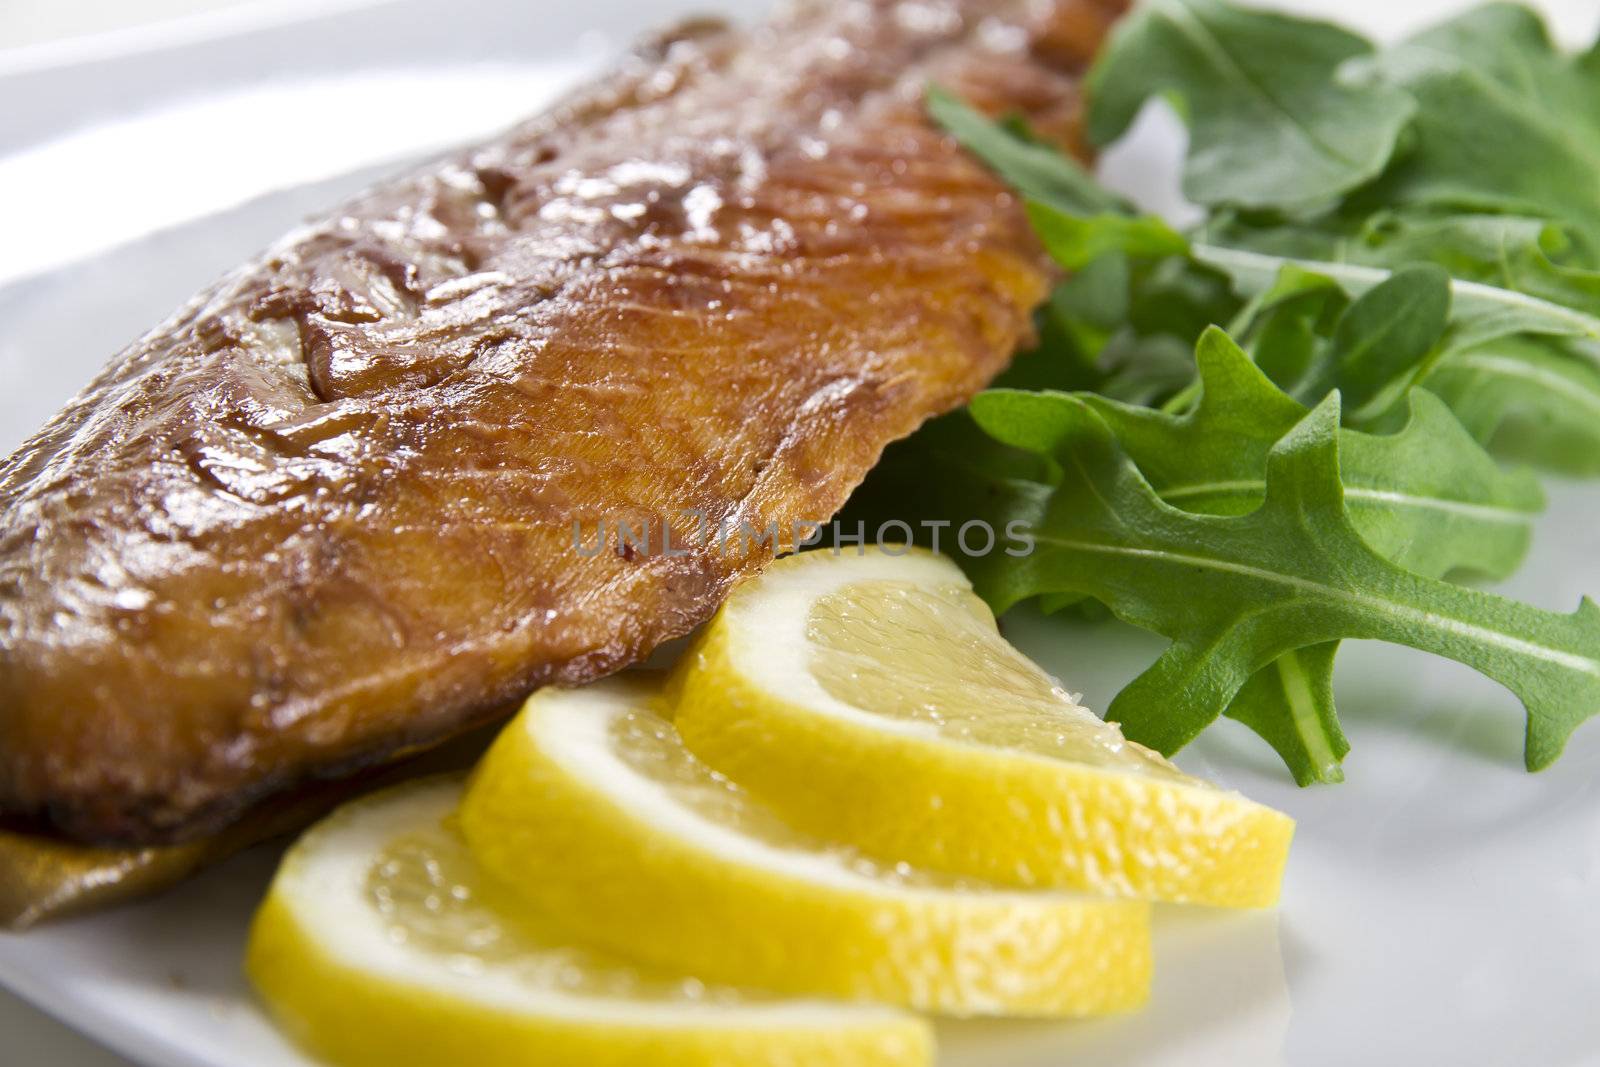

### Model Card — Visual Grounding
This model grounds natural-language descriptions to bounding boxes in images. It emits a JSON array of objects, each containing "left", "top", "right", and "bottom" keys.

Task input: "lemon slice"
[
  {"left": 458, "top": 678, "right": 1150, "bottom": 1018},
  {"left": 246, "top": 776, "right": 932, "bottom": 1067},
  {"left": 670, "top": 548, "right": 1294, "bottom": 908}
]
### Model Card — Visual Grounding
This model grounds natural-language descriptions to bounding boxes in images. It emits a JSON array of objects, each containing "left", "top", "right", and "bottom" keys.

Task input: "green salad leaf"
[
  {"left": 1190, "top": 244, "right": 1600, "bottom": 353},
  {"left": 1224, "top": 643, "right": 1347, "bottom": 785},
  {"left": 1310, "top": 265, "right": 1450, "bottom": 417},
  {"left": 848, "top": 328, "right": 1548, "bottom": 782},
  {"left": 1190, "top": 233, "right": 1600, "bottom": 467},
  {"left": 1085, "top": 0, "right": 1412, "bottom": 212},
  {"left": 1071, "top": 330, "right": 1543, "bottom": 783},
  {"left": 1292, "top": 213, "right": 1600, "bottom": 316},
  {"left": 1359, "top": 4, "right": 1600, "bottom": 253},
  {"left": 927, "top": 87, "right": 1122, "bottom": 216},
  {"left": 968, "top": 382, "right": 1600, "bottom": 773},
  {"left": 1423, "top": 336, "right": 1600, "bottom": 475},
  {"left": 879, "top": 1, "right": 1600, "bottom": 782},
  {"left": 1026, "top": 202, "right": 1188, "bottom": 271},
  {"left": 1079, "top": 331, "right": 1543, "bottom": 584}
]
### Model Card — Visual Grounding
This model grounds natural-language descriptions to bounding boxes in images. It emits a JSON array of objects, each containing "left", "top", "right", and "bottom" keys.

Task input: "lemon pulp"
[
  {"left": 671, "top": 547, "right": 1294, "bottom": 907},
  {"left": 605, "top": 701, "right": 957, "bottom": 889},
  {"left": 808, "top": 578, "right": 1191, "bottom": 780},
  {"left": 366, "top": 816, "right": 741, "bottom": 1001}
]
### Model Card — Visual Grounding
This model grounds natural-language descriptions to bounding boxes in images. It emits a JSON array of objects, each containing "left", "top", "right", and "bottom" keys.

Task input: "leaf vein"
[{"left": 1032, "top": 532, "right": 1600, "bottom": 676}]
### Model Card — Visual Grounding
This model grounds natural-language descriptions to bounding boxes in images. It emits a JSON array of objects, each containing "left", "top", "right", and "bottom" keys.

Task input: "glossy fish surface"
[{"left": 0, "top": 0, "right": 1121, "bottom": 844}]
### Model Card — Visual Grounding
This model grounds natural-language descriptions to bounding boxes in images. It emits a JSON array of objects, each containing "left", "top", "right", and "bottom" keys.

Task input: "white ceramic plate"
[{"left": 2, "top": 2, "right": 1599, "bottom": 1065}]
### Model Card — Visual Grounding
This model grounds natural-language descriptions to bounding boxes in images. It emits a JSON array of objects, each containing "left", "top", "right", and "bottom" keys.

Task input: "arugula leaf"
[
  {"left": 1425, "top": 336, "right": 1600, "bottom": 476},
  {"left": 926, "top": 87, "right": 1123, "bottom": 216},
  {"left": 1026, "top": 202, "right": 1188, "bottom": 271},
  {"left": 967, "top": 383, "right": 1600, "bottom": 773},
  {"left": 894, "top": 11, "right": 1600, "bottom": 781},
  {"left": 863, "top": 322, "right": 1547, "bottom": 784},
  {"left": 1310, "top": 265, "right": 1450, "bottom": 418},
  {"left": 1081, "top": 0, "right": 1600, "bottom": 469},
  {"left": 1106, "top": 256, "right": 1239, "bottom": 405},
  {"left": 1086, "top": 0, "right": 1413, "bottom": 212},
  {"left": 1081, "top": 330, "right": 1543, "bottom": 582},
  {"left": 1201, "top": 210, "right": 1600, "bottom": 330},
  {"left": 1225, "top": 643, "right": 1348, "bottom": 785},
  {"left": 1071, "top": 330, "right": 1542, "bottom": 783},
  {"left": 1349, "top": 214, "right": 1600, "bottom": 317},
  {"left": 1024, "top": 207, "right": 1454, "bottom": 424},
  {"left": 1359, "top": 4, "right": 1600, "bottom": 255},
  {"left": 1000, "top": 202, "right": 1235, "bottom": 405},
  {"left": 1018, "top": 201, "right": 1227, "bottom": 404},
  {"left": 1192, "top": 244, "right": 1600, "bottom": 352},
  {"left": 1234, "top": 268, "right": 1346, "bottom": 392},
  {"left": 1098, "top": 333, "right": 1202, "bottom": 406},
  {"left": 1193, "top": 242, "right": 1600, "bottom": 459}
]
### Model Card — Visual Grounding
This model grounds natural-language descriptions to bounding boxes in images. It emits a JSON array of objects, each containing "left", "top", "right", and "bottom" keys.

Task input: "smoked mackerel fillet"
[{"left": 0, "top": 0, "right": 1123, "bottom": 844}]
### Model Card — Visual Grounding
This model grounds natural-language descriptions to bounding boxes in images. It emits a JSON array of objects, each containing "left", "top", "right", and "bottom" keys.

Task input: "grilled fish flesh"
[{"left": 0, "top": 0, "right": 1122, "bottom": 846}]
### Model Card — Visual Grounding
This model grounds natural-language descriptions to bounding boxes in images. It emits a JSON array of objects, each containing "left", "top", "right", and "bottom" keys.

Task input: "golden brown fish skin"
[{"left": 0, "top": 0, "right": 1123, "bottom": 845}]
